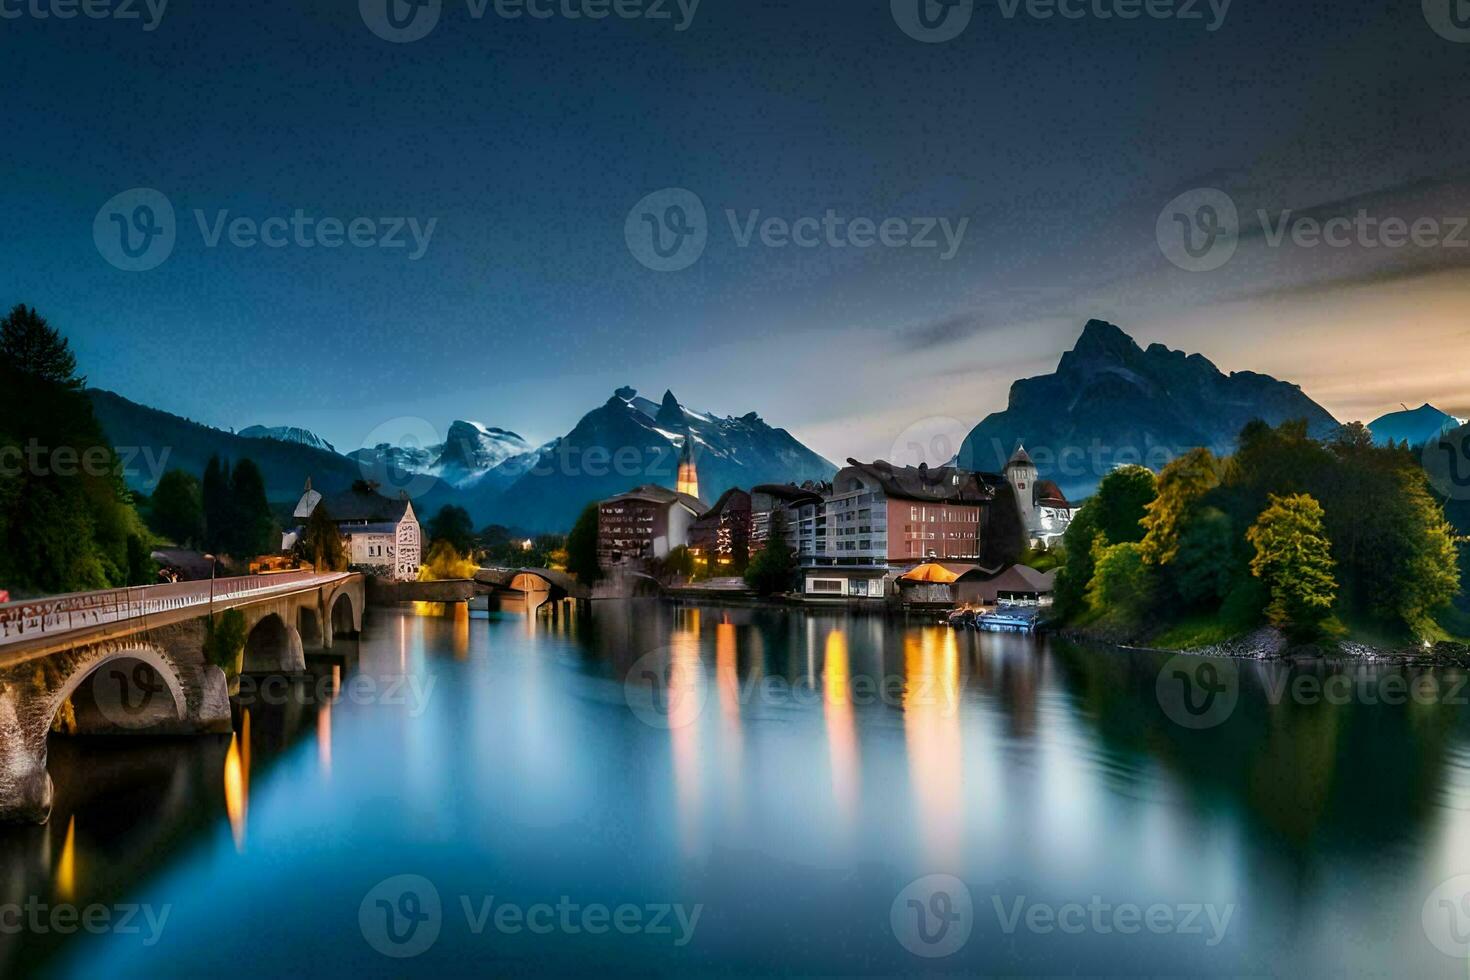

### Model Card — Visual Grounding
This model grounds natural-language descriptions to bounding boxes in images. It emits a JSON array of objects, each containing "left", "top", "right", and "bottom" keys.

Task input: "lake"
[{"left": 6, "top": 600, "right": 1470, "bottom": 977}]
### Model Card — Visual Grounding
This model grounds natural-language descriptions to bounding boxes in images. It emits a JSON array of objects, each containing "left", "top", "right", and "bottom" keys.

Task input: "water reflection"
[{"left": 11, "top": 604, "right": 1470, "bottom": 978}]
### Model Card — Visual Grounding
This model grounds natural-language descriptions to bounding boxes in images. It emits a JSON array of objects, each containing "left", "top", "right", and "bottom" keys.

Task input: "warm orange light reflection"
[
  {"left": 903, "top": 628, "right": 963, "bottom": 867},
  {"left": 453, "top": 602, "right": 470, "bottom": 660},
  {"left": 318, "top": 666, "right": 338, "bottom": 777},
  {"left": 224, "top": 733, "right": 248, "bottom": 852},
  {"left": 823, "top": 630, "right": 860, "bottom": 828},
  {"left": 55, "top": 815, "right": 76, "bottom": 902},
  {"left": 669, "top": 610, "right": 703, "bottom": 857}
]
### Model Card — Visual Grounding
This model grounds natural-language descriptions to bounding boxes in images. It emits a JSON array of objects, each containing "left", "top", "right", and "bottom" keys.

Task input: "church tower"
[
  {"left": 676, "top": 436, "right": 699, "bottom": 499},
  {"left": 1004, "top": 444, "right": 1038, "bottom": 533}
]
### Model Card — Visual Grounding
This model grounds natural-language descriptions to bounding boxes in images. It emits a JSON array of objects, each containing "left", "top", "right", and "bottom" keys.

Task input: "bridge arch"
[
  {"left": 47, "top": 645, "right": 188, "bottom": 736},
  {"left": 298, "top": 605, "right": 324, "bottom": 648},
  {"left": 242, "top": 612, "right": 305, "bottom": 674},
  {"left": 330, "top": 591, "right": 357, "bottom": 639}
]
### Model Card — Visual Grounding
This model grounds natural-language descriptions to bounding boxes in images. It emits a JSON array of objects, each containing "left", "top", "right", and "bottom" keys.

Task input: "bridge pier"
[{"left": 0, "top": 687, "right": 52, "bottom": 825}]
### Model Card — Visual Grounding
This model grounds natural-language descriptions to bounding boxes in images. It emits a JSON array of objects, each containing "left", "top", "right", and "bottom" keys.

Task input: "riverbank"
[{"left": 1056, "top": 621, "right": 1470, "bottom": 666}]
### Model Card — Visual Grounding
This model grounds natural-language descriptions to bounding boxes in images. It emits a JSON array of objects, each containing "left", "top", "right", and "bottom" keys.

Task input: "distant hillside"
[
  {"left": 88, "top": 389, "right": 459, "bottom": 514},
  {"left": 468, "top": 388, "right": 837, "bottom": 532},
  {"left": 958, "top": 320, "right": 1341, "bottom": 500},
  {"left": 1368, "top": 403, "right": 1462, "bottom": 447}
]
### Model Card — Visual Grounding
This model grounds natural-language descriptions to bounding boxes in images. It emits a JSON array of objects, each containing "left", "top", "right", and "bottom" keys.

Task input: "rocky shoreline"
[{"left": 1055, "top": 623, "right": 1470, "bottom": 667}]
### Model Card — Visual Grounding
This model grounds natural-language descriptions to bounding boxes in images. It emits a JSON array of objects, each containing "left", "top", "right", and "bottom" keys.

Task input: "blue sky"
[{"left": 4, "top": 0, "right": 1468, "bottom": 463}]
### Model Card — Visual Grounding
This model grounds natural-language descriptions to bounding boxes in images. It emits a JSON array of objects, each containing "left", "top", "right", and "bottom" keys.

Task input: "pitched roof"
[
  {"left": 751, "top": 483, "right": 825, "bottom": 506},
  {"left": 1035, "top": 479, "right": 1071, "bottom": 507},
  {"left": 604, "top": 484, "right": 709, "bottom": 515},
  {"left": 1006, "top": 444, "right": 1034, "bottom": 469},
  {"left": 313, "top": 487, "right": 413, "bottom": 523},
  {"left": 983, "top": 564, "right": 1056, "bottom": 593},
  {"left": 842, "top": 459, "right": 999, "bottom": 504},
  {"left": 898, "top": 562, "right": 995, "bottom": 584}
]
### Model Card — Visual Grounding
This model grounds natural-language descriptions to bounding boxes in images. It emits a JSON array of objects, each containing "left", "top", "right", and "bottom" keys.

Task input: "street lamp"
[{"left": 203, "top": 553, "right": 217, "bottom": 620}]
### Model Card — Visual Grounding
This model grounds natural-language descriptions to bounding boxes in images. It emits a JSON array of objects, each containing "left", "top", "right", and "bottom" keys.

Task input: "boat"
[{"left": 976, "top": 605, "right": 1040, "bottom": 633}]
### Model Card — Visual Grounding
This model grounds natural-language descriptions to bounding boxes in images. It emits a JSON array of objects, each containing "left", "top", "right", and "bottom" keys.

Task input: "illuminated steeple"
[{"left": 677, "top": 435, "right": 699, "bottom": 499}]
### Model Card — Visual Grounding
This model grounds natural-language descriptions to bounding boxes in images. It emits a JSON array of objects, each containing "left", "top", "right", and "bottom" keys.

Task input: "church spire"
[{"left": 676, "top": 435, "right": 699, "bottom": 500}]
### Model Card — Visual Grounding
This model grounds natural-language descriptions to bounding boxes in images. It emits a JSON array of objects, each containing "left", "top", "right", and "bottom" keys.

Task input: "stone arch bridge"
[{"left": 0, "top": 571, "right": 363, "bottom": 825}]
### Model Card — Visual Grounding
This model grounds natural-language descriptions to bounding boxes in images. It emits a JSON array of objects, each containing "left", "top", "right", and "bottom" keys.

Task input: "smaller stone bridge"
[{"left": 0, "top": 571, "right": 363, "bottom": 825}]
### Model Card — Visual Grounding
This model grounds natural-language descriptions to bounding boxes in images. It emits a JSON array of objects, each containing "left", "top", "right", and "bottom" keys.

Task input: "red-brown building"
[{"left": 597, "top": 485, "right": 708, "bottom": 569}]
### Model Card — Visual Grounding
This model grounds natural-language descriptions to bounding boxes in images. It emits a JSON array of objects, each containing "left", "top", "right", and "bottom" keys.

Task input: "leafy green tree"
[
  {"left": 1141, "top": 448, "right": 1221, "bottom": 566},
  {"left": 229, "top": 458, "right": 275, "bottom": 557},
  {"left": 302, "top": 502, "right": 347, "bottom": 571},
  {"left": 1086, "top": 540, "right": 1154, "bottom": 622},
  {"left": 1051, "top": 465, "right": 1157, "bottom": 620},
  {"left": 745, "top": 511, "right": 796, "bottom": 595},
  {"left": 1089, "top": 464, "right": 1158, "bottom": 545},
  {"left": 149, "top": 469, "right": 205, "bottom": 547},
  {"left": 565, "top": 503, "right": 602, "bottom": 584},
  {"left": 203, "top": 608, "right": 248, "bottom": 679},
  {"left": 0, "top": 304, "right": 146, "bottom": 594},
  {"left": 428, "top": 504, "right": 476, "bottom": 555},
  {"left": 1170, "top": 506, "right": 1238, "bottom": 607},
  {"left": 1247, "top": 493, "right": 1338, "bottom": 639}
]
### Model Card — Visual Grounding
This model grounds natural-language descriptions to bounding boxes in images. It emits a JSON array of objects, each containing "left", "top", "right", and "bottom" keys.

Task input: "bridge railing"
[{"left": 0, "top": 570, "right": 332, "bottom": 642}]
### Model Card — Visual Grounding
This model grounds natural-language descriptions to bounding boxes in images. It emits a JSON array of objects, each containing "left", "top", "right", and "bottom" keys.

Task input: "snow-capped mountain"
[
  {"left": 431, "top": 420, "right": 532, "bottom": 488},
  {"left": 473, "top": 387, "right": 837, "bottom": 531},
  {"left": 239, "top": 424, "right": 336, "bottom": 454},
  {"left": 346, "top": 420, "right": 534, "bottom": 491}
]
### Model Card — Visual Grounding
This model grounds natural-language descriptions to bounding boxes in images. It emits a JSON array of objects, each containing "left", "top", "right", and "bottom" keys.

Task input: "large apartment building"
[{"left": 802, "top": 459, "right": 1006, "bottom": 598}]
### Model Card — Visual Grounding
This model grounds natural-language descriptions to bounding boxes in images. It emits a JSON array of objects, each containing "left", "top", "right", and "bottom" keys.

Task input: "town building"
[
  {"left": 284, "top": 480, "right": 422, "bottom": 581},
  {"left": 750, "top": 482, "right": 827, "bottom": 559},
  {"left": 1003, "top": 445, "right": 1075, "bottom": 547},
  {"left": 597, "top": 484, "right": 708, "bottom": 568},
  {"left": 801, "top": 459, "right": 1005, "bottom": 599},
  {"left": 688, "top": 488, "right": 752, "bottom": 568}
]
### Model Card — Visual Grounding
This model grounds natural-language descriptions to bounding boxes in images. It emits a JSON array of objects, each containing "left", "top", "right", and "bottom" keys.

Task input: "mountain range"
[
  {"left": 89, "top": 386, "right": 837, "bottom": 532},
  {"left": 957, "top": 319, "right": 1342, "bottom": 500}
]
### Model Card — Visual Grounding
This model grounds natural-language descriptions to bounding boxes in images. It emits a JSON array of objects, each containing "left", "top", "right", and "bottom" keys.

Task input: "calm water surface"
[{"left": 7, "top": 600, "right": 1470, "bottom": 977}]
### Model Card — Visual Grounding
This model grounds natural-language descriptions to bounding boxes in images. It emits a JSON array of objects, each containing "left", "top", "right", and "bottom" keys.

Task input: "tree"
[
  {"left": 202, "top": 455, "right": 232, "bottom": 554},
  {"left": 745, "top": 511, "right": 796, "bottom": 595},
  {"left": 302, "top": 502, "right": 346, "bottom": 572},
  {"left": 1051, "top": 465, "right": 1157, "bottom": 621},
  {"left": 1086, "top": 540, "right": 1154, "bottom": 622},
  {"left": 203, "top": 608, "right": 248, "bottom": 683},
  {"left": 1247, "top": 493, "right": 1338, "bottom": 639},
  {"left": 1089, "top": 464, "right": 1158, "bottom": 545},
  {"left": 0, "top": 304, "right": 146, "bottom": 594},
  {"left": 428, "top": 504, "right": 476, "bottom": 555},
  {"left": 148, "top": 469, "right": 205, "bottom": 547},
  {"left": 229, "top": 458, "right": 275, "bottom": 557},
  {"left": 1140, "top": 448, "right": 1221, "bottom": 566},
  {"left": 1170, "top": 506, "right": 1238, "bottom": 607},
  {"left": 419, "top": 540, "right": 478, "bottom": 580},
  {"left": 565, "top": 503, "right": 602, "bottom": 584},
  {"left": 0, "top": 304, "right": 81, "bottom": 388}
]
